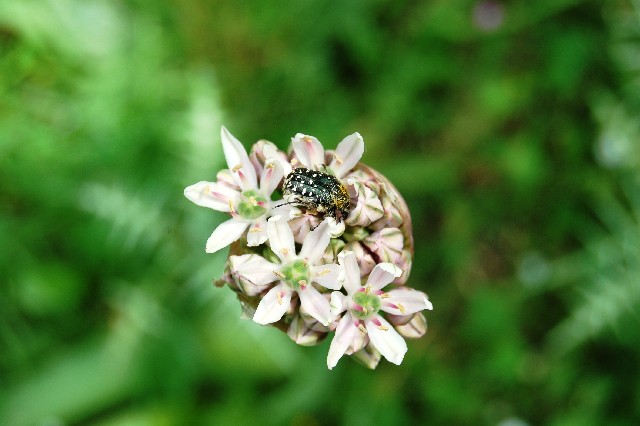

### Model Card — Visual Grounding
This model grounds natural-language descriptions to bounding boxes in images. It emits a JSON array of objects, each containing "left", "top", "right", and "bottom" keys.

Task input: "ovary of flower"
[
  {"left": 326, "top": 251, "right": 433, "bottom": 370},
  {"left": 248, "top": 216, "right": 344, "bottom": 327},
  {"left": 183, "top": 126, "right": 284, "bottom": 254}
]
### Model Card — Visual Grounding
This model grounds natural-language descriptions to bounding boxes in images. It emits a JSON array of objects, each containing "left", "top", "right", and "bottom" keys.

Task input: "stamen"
[
  {"left": 298, "top": 280, "right": 307, "bottom": 288},
  {"left": 377, "top": 324, "right": 389, "bottom": 331},
  {"left": 357, "top": 323, "right": 367, "bottom": 333},
  {"left": 316, "top": 269, "right": 330, "bottom": 276},
  {"left": 397, "top": 303, "right": 406, "bottom": 315},
  {"left": 280, "top": 248, "right": 289, "bottom": 255},
  {"left": 364, "top": 286, "right": 371, "bottom": 294},
  {"left": 249, "top": 196, "right": 258, "bottom": 206},
  {"left": 303, "top": 259, "right": 308, "bottom": 267},
  {"left": 379, "top": 292, "right": 390, "bottom": 299},
  {"left": 228, "top": 200, "right": 235, "bottom": 213},
  {"left": 232, "top": 164, "right": 242, "bottom": 172},
  {"left": 333, "top": 153, "right": 343, "bottom": 164},
  {"left": 353, "top": 304, "right": 364, "bottom": 312},
  {"left": 276, "top": 291, "right": 283, "bottom": 305},
  {"left": 274, "top": 270, "right": 285, "bottom": 278},
  {"left": 290, "top": 158, "right": 299, "bottom": 167}
]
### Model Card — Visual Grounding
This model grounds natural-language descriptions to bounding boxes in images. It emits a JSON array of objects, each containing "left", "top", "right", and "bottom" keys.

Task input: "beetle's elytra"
[{"left": 281, "top": 168, "right": 351, "bottom": 222}]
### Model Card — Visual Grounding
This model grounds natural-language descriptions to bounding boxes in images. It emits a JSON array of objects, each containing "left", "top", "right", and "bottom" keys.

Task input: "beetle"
[{"left": 280, "top": 167, "right": 351, "bottom": 222}]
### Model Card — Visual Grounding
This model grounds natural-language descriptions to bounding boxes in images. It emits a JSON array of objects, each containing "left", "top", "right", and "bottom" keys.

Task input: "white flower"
[
  {"left": 184, "top": 126, "right": 284, "bottom": 253},
  {"left": 327, "top": 251, "right": 433, "bottom": 370},
  {"left": 230, "top": 216, "right": 343, "bottom": 326},
  {"left": 291, "top": 132, "right": 364, "bottom": 179}
]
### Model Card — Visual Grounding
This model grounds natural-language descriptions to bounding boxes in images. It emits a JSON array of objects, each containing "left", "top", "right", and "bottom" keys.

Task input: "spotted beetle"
[{"left": 280, "top": 168, "right": 351, "bottom": 222}]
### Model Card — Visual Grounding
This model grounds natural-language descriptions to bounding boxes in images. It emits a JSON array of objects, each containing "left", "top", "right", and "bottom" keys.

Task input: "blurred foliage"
[{"left": 1, "top": 0, "right": 639, "bottom": 425}]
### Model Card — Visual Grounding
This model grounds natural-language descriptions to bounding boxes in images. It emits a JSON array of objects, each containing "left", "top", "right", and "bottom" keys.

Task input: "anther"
[
  {"left": 397, "top": 303, "right": 406, "bottom": 315},
  {"left": 232, "top": 164, "right": 242, "bottom": 172}
]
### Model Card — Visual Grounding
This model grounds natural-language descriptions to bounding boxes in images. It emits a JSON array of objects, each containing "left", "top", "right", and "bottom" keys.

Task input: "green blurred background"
[{"left": 1, "top": 0, "right": 640, "bottom": 424}]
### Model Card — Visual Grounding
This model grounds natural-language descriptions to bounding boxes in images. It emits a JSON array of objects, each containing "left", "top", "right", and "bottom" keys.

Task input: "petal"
[
  {"left": 345, "top": 181, "right": 384, "bottom": 227},
  {"left": 381, "top": 288, "right": 433, "bottom": 316},
  {"left": 221, "top": 126, "right": 257, "bottom": 190},
  {"left": 259, "top": 157, "right": 284, "bottom": 196},
  {"left": 338, "top": 251, "right": 362, "bottom": 294},
  {"left": 329, "top": 132, "right": 364, "bottom": 178},
  {"left": 205, "top": 219, "right": 248, "bottom": 254},
  {"left": 299, "top": 219, "right": 330, "bottom": 264},
  {"left": 253, "top": 284, "right": 292, "bottom": 325},
  {"left": 363, "top": 228, "right": 404, "bottom": 263},
  {"left": 247, "top": 217, "right": 268, "bottom": 247},
  {"left": 325, "top": 217, "right": 346, "bottom": 238},
  {"left": 184, "top": 181, "right": 237, "bottom": 212},
  {"left": 266, "top": 216, "right": 296, "bottom": 262},
  {"left": 292, "top": 133, "right": 325, "bottom": 169},
  {"left": 262, "top": 142, "right": 292, "bottom": 175},
  {"left": 330, "top": 291, "right": 348, "bottom": 317},
  {"left": 298, "top": 285, "right": 331, "bottom": 326},
  {"left": 228, "top": 254, "right": 279, "bottom": 296},
  {"left": 215, "top": 169, "right": 240, "bottom": 191},
  {"left": 327, "top": 313, "right": 359, "bottom": 369},
  {"left": 366, "top": 263, "right": 403, "bottom": 291},
  {"left": 365, "top": 315, "right": 408, "bottom": 365},
  {"left": 311, "top": 263, "right": 342, "bottom": 290}
]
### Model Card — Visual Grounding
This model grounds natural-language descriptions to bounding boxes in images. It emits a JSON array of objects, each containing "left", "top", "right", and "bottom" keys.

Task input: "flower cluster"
[{"left": 185, "top": 127, "right": 433, "bottom": 369}]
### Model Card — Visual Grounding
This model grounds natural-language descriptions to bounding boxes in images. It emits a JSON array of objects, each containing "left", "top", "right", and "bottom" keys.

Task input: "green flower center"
[
  {"left": 351, "top": 289, "right": 382, "bottom": 320},
  {"left": 236, "top": 190, "right": 268, "bottom": 220},
  {"left": 279, "top": 259, "right": 310, "bottom": 290}
]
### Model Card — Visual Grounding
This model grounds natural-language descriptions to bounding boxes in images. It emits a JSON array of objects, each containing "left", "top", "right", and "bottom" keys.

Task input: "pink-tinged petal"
[
  {"left": 311, "top": 263, "right": 342, "bottom": 290},
  {"left": 205, "top": 219, "right": 248, "bottom": 253},
  {"left": 262, "top": 142, "right": 292, "bottom": 175},
  {"left": 287, "top": 315, "right": 326, "bottom": 346},
  {"left": 287, "top": 214, "right": 321, "bottom": 244},
  {"left": 266, "top": 216, "right": 296, "bottom": 263},
  {"left": 329, "top": 132, "right": 364, "bottom": 178},
  {"left": 253, "top": 284, "right": 292, "bottom": 325},
  {"left": 381, "top": 288, "right": 433, "bottom": 316},
  {"left": 327, "top": 313, "right": 360, "bottom": 369},
  {"left": 247, "top": 217, "right": 268, "bottom": 247},
  {"left": 343, "top": 241, "right": 376, "bottom": 278},
  {"left": 299, "top": 220, "right": 330, "bottom": 264},
  {"left": 365, "top": 315, "right": 408, "bottom": 365},
  {"left": 366, "top": 262, "right": 403, "bottom": 290},
  {"left": 330, "top": 291, "right": 348, "bottom": 317},
  {"left": 325, "top": 217, "right": 346, "bottom": 238},
  {"left": 363, "top": 228, "right": 404, "bottom": 263},
  {"left": 345, "top": 181, "right": 384, "bottom": 227},
  {"left": 292, "top": 133, "right": 325, "bottom": 169},
  {"left": 221, "top": 126, "right": 258, "bottom": 190},
  {"left": 184, "top": 181, "right": 237, "bottom": 212},
  {"left": 229, "top": 253, "right": 279, "bottom": 286},
  {"left": 269, "top": 199, "right": 296, "bottom": 219},
  {"left": 298, "top": 285, "right": 331, "bottom": 326},
  {"left": 338, "top": 251, "right": 362, "bottom": 294},
  {"left": 259, "top": 157, "right": 284, "bottom": 197},
  {"left": 216, "top": 169, "right": 240, "bottom": 191}
]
